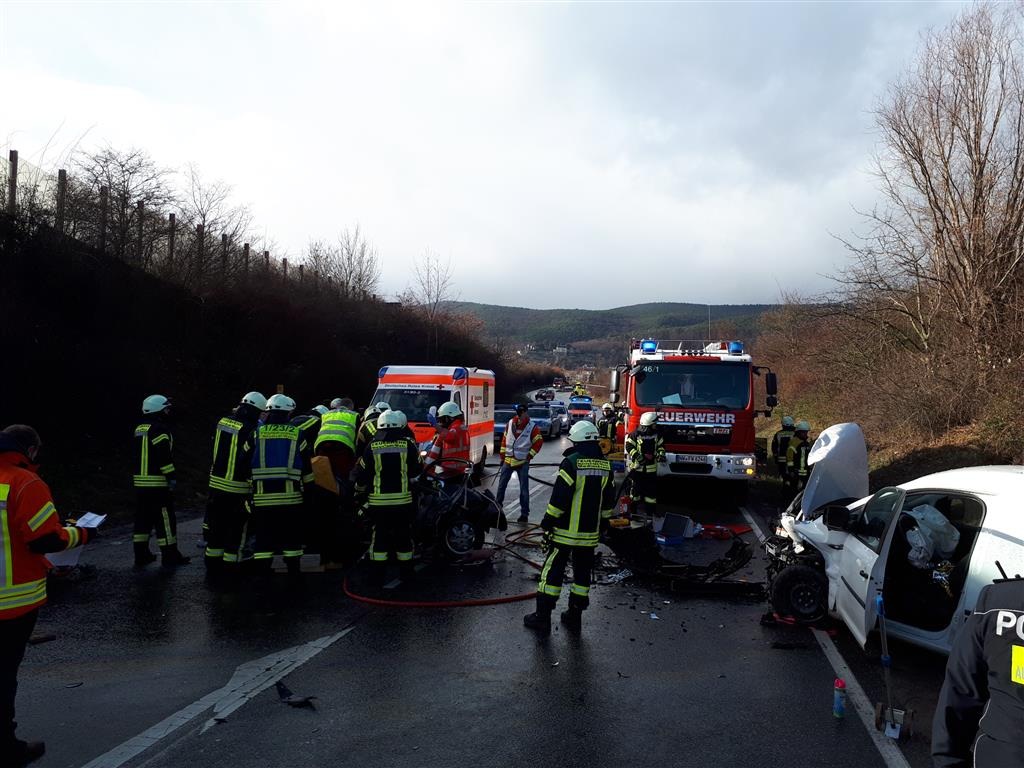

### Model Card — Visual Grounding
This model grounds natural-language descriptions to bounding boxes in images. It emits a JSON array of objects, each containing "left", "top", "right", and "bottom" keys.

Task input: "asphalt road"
[{"left": 18, "top": 429, "right": 947, "bottom": 768}]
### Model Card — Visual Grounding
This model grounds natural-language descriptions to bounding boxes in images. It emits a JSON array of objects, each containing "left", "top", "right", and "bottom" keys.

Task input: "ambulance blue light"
[
  {"left": 378, "top": 366, "right": 389, "bottom": 378},
  {"left": 728, "top": 341, "right": 744, "bottom": 355},
  {"left": 453, "top": 367, "right": 468, "bottom": 380},
  {"left": 641, "top": 339, "right": 658, "bottom": 354}
]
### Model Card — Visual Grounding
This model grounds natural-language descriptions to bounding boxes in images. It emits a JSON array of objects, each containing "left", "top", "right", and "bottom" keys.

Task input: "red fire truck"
[{"left": 609, "top": 339, "right": 778, "bottom": 482}]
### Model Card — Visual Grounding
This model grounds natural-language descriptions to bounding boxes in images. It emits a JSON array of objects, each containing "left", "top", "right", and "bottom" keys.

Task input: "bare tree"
[
  {"left": 304, "top": 226, "right": 381, "bottom": 298},
  {"left": 398, "top": 250, "right": 458, "bottom": 361},
  {"left": 72, "top": 145, "right": 176, "bottom": 263},
  {"left": 176, "top": 164, "right": 254, "bottom": 285}
]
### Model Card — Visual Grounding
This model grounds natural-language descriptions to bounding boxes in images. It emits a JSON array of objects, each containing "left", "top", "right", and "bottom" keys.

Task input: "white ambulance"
[{"left": 370, "top": 365, "right": 496, "bottom": 469}]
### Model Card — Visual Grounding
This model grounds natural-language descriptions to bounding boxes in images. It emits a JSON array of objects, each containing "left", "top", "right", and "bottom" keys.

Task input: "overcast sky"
[{"left": 0, "top": 1, "right": 965, "bottom": 309}]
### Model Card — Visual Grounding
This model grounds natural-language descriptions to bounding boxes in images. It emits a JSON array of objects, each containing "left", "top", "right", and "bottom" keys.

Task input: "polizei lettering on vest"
[
  {"left": 657, "top": 412, "right": 736, "bottom": 425},
  {"left": 995, "top": 610, "right": 1024, "bottom": 640}
]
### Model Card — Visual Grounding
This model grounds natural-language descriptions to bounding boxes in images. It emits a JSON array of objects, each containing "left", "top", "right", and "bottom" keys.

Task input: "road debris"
[{"left": 275, "top": 681, "right": 317, "bottom": 710}]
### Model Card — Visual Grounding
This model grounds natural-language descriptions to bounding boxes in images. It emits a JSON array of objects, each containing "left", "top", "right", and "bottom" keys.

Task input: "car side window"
[{"left": 854, "top": 487, "right": 905, "bottom": 553}]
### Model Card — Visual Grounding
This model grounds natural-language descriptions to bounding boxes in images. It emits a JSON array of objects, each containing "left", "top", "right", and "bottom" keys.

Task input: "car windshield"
[
  {"left": 550, "top": 405, "right": 566, "bottom": 415},
  {"left": 371, "top": 389, "right": 453, "bottom": 423},
  {"left": 633, "top": 361, "right": 750, "bottom": 409},
  {"left": 495, "top": 410, "right": 515, "bottom": 423},
  {"left": 528, "top": 407, "right": 550, "bottom": 419}
]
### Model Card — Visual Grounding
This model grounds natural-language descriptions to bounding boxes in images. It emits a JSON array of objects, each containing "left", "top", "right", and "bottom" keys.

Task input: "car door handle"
[{"left": 859, "top": 570, "right": 869, "bottom": 579}]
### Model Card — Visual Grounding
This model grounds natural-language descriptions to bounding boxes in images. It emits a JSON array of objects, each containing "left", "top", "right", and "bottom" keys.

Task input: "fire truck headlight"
[{"left": 740, "top": 457, "right": 754, "bottom": 467}]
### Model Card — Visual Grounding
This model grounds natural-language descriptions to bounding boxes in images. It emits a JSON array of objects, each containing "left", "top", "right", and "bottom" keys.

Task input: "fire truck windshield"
[
  {"left": 633, "top": 362, "right": 750, "bottom": 409},
  {"left": 371, "top": 389, "right": 454, "bottom": 422}
]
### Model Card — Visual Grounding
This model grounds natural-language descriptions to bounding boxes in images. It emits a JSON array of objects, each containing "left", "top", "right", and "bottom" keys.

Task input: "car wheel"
[
  {"left": 770, "top": 564, "right": 827, "bottom": 623},
  {"left": 443, "top": 518, "right": 482, "bottom": 558}
]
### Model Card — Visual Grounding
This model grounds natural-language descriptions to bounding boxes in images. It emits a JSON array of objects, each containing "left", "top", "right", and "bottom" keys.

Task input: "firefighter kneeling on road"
[
  {"left": 624, "top": 412, "right": 664, "bottom": 516},
  {"left": 422, "top": 402, "right": 470, "bottom": 481},
  {"left": 204, "top": 391, "right": 265, "bottom": 588},
  {"left": 524, "top": 421, "right": 615, "bottom": 632},
  {"left": 354, "top": 410, "right": 422, "bottom": 586}
]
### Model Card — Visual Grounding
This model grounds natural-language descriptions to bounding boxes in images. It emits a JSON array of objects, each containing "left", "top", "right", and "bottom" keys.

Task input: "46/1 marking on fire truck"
[{"left": 657, "top": 412, "right": 736, "bottom": 425}]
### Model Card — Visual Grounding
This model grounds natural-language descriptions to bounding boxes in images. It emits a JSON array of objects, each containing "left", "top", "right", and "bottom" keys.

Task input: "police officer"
[
  {"left": 771, "top": 415, "right": 795, "bottom": 478},
  {"left": 932, "top": 575, "right": 1024, "bottom": 767},
  {"left": 624, "top": 412, "right": 664, "bottom": 516},
  {"left": 204, "top": 391, "right": 265, "bottom": 586},
  {"left": 524, "top": 421, "right": 615, "bottom": 632},
  {"left": 132, "top": 395, "right": 190, "bottom": 569},
  {"left": 785, "top": 420, "right": 812, "bottom": 492},
  {"left": 251, "top": 394, "right": 310, "bottom": 586},
  {"left": 354, "top": 410, "right": 421, "bottom": 585}
]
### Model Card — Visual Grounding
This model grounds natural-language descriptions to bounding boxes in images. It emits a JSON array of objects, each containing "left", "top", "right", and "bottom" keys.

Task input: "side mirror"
[
  {"left": 766, "top": 395, "right": 778, "bottom": 409},
  {"left": 766, "top": 372, "right": 778, "bottom": 396},
  {"left": 823, "top": 505, "right": 854, "bottom": 531},
  {"left": 609, "top": 369, "right": 620, "bottom": 395},
  {"left": 611, "top": 392, "right": 620, "bottom": 404}
]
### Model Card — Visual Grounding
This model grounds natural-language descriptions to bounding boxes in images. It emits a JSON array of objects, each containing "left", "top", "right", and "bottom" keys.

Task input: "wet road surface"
[{"left": 20, "top": 433, "right": 944, "bottom": 767}]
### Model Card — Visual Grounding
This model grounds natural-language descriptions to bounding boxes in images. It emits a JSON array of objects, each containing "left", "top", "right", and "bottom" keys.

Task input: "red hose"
[
  {"left": 342, "top": 540, "right": 544, "bottom": 608},
  {"left": 343, "top": 576, "right": 536, "bottom": 608}
]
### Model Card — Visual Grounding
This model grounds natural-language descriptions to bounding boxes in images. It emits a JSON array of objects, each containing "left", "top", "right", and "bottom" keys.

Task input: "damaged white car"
[{"left": 765, "top": 423, "right": 1022, "bottom": 654}]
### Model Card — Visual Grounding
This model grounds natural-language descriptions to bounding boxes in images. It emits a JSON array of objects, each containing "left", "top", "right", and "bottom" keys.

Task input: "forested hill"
[{"left": 447, "top": 301, "right": 776, "bottom": 349}]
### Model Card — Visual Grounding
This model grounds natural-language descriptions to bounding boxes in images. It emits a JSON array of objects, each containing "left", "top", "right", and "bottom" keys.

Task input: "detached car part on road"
[{"left": 766, "top": 422, "right": 1020, "bottom": 654}]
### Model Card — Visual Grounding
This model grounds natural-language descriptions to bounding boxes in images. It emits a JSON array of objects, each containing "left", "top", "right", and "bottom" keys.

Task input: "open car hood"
[{"left": 801, "top": 422, "right": 870, "bottom": 518}]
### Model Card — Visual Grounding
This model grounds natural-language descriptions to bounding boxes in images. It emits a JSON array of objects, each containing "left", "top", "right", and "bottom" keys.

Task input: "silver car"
[{"left": 548, "top": 402, "right": 569, "bottom": 434}]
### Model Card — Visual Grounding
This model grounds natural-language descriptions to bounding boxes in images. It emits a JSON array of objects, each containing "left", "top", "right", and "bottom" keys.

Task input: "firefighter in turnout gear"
[
  {"left": 422, "top": 402, "right": 470, "bottom": 480},
  {"left": 932, "top": 577, "right": 1024, "bottom": 767},
  {"left": 523, "top": 421, "right": 614, "bottom": 633},
  {"left": 251, "top": 394, "right": 310, "bottom": 584},
  {"left": 204, "top": 391, "right": 265, "bottom": 586},
  {"left": 624, "top": 412, "right": 664, "bottom": 515},
  {"left": 313, "top": 398, "right": 360, "bottom": 566},
  {"left": 771, "top": 415, "right": 795, "bottom": 478},
  {"left": 597, "top": 402, "right": 620, "bottom": 457},
  {"left": 354, "top": 410, "right": 422, "bottom": 585},
  {"left": 785, "top": 420, "right": 812, "bottom": 492},
  {"left": 132, "top": 395, "right": 190, "bottom": 568},
  {"left": 0, "top": 425, "right": 92, "bottom": 767},
  {"left": 355, "top": 402, "right": 391, "bottom": 459}
]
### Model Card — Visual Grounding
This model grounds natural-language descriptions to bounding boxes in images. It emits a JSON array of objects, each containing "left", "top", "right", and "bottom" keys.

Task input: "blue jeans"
[{"left": 495, "top": 462, "right": 530, "bottom": 518}]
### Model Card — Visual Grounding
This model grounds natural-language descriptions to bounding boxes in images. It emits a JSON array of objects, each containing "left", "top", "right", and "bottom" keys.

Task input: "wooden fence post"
[
  {"left": 263, "top": 250, "right": 270, "bottom": 271},
  {"left": 242, "top": 242, "right": 250, "bottom": 275},
  {"left": 136, "top": 200, "right": 145, "bottom": 264},
  {"left": 221, "top": 233, "right": 229, "bottom": 278},
  {"left": 282, "top": 257, "right": 289, "bottom": 281},
  {"left": 167, "top": 213, "right": 176, "bottom": 264},
  {"left": 98, "top": 186, "right": 108, "bottom": 255},
  {"left": 6, "top": 150, "right": 17, "bottom": 216},
  {"left": 196, "top": 224, "right": 205, "bottom": 283},
  {"left": 55, "top": 169, "right": 67, "bottom": 233},
  {"left": 298, "top": 264, "right": 304, "bottom": 283}
]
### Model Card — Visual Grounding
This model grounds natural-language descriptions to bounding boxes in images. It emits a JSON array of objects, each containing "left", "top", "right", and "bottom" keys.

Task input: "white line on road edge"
[
  {"left": 739, "top": 506, "right": 767, "bottom": 543},
  {"left": 811, "top": 629, "right": 911, "bottom": 768},
  {"left": 80, "top": 625, "right": 359, "bottom": 768}
]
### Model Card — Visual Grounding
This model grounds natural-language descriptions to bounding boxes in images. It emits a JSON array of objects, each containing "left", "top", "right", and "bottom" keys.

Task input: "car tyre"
[
  {"left": 770, "top": 564, "right": 827, "bottom": 623},
  {"left": 443, "top": 518, "right": 483, "bottom": 558}
]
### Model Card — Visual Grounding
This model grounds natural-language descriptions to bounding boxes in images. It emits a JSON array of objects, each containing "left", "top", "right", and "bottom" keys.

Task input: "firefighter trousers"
[
  {"left": 537, "top": 543, "right": 596, "bottom": 611},
  {"left": 633, "top": 470, "right": 657, "bottom": 506},
  {"left": 0, "top": 609, "right": 38, "bottom": 756},
  {"left": 252, "top": 501, "right": 304, "bottom": 571},
  {"left": 205, "top": 492, "right": 251, "bottom": 565},
  {"left": 369, "top": 504, "right": 414, "bottom": 572},
  {"left": 134, "top": 489, "right": 178, "bottom": 552}
]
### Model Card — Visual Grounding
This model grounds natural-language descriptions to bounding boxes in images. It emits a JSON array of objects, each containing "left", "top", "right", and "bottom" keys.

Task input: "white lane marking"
[
  {"left": 739, "top": 505, "right": 767, "bottom": 543},
  {"left": 811, "top": 629, "right": 911, "bottom": 768},
  {"left": 80, "top": 625, "right": 359, "bottom": 768}
]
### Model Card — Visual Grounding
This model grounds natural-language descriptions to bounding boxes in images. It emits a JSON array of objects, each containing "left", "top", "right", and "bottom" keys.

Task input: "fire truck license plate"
[{"left": 676, "top": 454, "right": 708, "bottom": 464}]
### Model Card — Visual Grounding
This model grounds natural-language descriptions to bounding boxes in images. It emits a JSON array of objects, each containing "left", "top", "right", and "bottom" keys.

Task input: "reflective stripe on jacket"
[
  {"left": 133, "top": 421, "right": 175, "bottom": 489},
  {"left": 424, "top": 418, "right": 470, "bottom": 473},
  {"left": 544, "top": 446, "right": 615, "bottom": 547},
  {"left": 354, "top": 432, "right": 422, "bottom": 507},
  {"left": 209, "top": 417, "right": 256, "bottom": 494},
  {"left": 500, "top": 418, "right": 542, "bottom": 466},
  {"left": 251, "top": 423, "right": 305, "bottom": 507},
  {"left": 0, "top": 449, "right": 88, "bottom": 618},
  {"left": 625, "top": 430, "right": 664, "bottom": 473},
  {"left": 772, "top": 429, "right": 794, "bottom": 464},
  {"left": 315, "top": 410, "right": 358, "bottom": 453},
  {"left": 786, "top": 438, "right": 810, "bottom": 477}
]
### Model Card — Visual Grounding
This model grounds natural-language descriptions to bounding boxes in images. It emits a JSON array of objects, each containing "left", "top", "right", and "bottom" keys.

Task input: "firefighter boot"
[
  {"left": 399, "top": 560, "right": 417, "bottom": 585},
  {"left": 523, "top": 598, "right": 552, "bottom": 632},
  {"left": 285, "top": 557, "right": 304, "bottom": 590},
  {"left": 204, "top": 556, "right": 223, "bottom": 587},
  {"left": 133, "top": 542, "right": 157, "bottom": 569},
  {"left": 560, "top": 606, "right": 583, "bottom": 632},
  {"left": 161, "top": 547, "right": 191, "bottom": 568}
]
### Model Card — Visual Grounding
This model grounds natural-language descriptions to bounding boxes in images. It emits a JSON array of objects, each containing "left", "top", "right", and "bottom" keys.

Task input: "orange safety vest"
[{"left": 0, "top": 450, "right": 86, "bottom": 619}]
